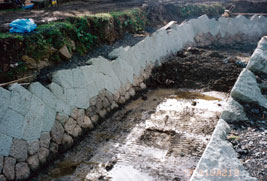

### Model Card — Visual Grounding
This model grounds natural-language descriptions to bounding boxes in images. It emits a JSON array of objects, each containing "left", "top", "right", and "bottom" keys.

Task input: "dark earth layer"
[
  {"left": 228, "top": 73, "right": 267, "bottom": 181},
  {"left": 148, "top": 47, "right": 248, "bottom": 92}
]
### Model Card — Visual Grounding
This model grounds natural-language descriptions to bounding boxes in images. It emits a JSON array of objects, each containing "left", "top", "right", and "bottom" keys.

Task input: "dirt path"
[{"left": 0, "top": 0, "right": 145, "bottom": 31}]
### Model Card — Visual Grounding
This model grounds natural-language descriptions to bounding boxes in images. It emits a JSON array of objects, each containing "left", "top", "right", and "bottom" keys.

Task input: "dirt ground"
[
  {"left": 0, "top": 0, "right": 144, "bottom": 31},
  {"left": 148, "top": 47, "right": 252, "bottom": 92},
  {"left": 1, "top": 0, "right": 267, "bottom": 32},
  {"left": 33, "top": 88, "right": 228, "bottom": 181}
]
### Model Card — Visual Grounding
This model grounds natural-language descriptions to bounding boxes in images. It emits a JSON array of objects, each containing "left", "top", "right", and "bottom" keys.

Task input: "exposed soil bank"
[
  {"left": 32, "top": 48, "right": 251, "bottom": 181},
  {"left": 148, "top": 47, "right": 247, "bottom": 92}
]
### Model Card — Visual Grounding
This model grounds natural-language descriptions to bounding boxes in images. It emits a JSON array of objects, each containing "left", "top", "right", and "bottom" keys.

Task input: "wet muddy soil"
[
  {"left": 148, "top": 47, "right": 246, "bottom": 92},
  {"left": 228, "top": 73, "right": 267, "bottom": 181},
  {"left": 33, "top": 89, "right": 228, "bottom": 181}
]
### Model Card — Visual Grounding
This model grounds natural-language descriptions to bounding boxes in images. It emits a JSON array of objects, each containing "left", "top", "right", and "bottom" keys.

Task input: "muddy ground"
[
  {"left": 33, "top": 88, "right": 228, "bottom": 181},
  {"left": 32, "top": 48, "right": 252, "bottom": 181},
  {"left": 148, "top": 47, "right": 251, "bottom": 92}
]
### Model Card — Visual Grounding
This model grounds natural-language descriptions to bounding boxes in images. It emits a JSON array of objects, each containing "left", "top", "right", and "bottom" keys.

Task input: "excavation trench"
[{"left": 33, "top": 48, "right": 250, "bottom": 181}]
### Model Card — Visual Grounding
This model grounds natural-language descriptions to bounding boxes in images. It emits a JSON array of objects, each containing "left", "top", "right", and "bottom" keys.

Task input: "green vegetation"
[
  {"left": 178, "top": 3, "right": 224, "bottom": 18},
  {"left": 0, "top": 32, "right": 24, "bottom": 40}
]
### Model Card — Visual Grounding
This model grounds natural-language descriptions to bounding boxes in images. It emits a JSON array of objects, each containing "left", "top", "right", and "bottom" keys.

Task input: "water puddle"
[
  {"left": 171, "top": 90, "right": 222, "bottom": 101},
  {"left": 35, "top": 89, "right": 228, "bottom": 181}
]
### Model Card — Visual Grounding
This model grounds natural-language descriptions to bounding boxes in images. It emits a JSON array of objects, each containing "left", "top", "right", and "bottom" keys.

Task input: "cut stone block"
[
  {"left": 108, "top": 46, "right": 126, "bottom": 60},
  {"left": 80, "top": 66, "right": 100, "bottom": 97},
  {"left": 52, "top": 69, "right": 73, "bottom": 89},
  {"left": 41, "top": 105, "right": 56, "bottom": 132},
  {"left": 9, "top": 138, "right": 27, "bottom": 162},
  {"left": 65, "top": 88, "right": 90, "bottom": 109},
  {"left": 29, "top": 82, "right": 57, "bottom": 109},
  {"left": 0, "top": 109, "right": 25, "bottom": 138},
  {"left": 111, "top": 57, "right": 134, "bottom": 85},
  {"left": 247, "top": 36, "right": 267, "bottom": 74},
  {"left": 3, "top": 157, "right": 16, "bottom": 180},
  {"left": 231, "top": 69, "right": 267, "bottom": 108},
  {"left": 0, "top": 87, "right": 10, "bottom": 120},
  {"left": 89, "top": 57, "right": 121, "bottom": 93},
  {"left": 23, "top": 95, "right": 45, "bottom": 141},
  {"left": 191, "top": 119, "right": 257, "bottom": 181},
  {"left": 221, "top": 98, "right": 248, "bottom": 123},
  {"left": 48, "top": 82, "right": 72, "bottom": 115},
  {"left": 0, "top": 133, "right": 12, "bottom": 156},
  {"left": 8, "top": 84, "right": 32, "bottom": 116}
]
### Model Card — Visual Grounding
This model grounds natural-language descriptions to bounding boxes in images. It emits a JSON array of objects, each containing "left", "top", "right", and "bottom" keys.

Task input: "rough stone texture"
[
  {"left": 8, "top": 83, "right": 32, "bottom": 116},
  {"left": 0, "top": 87, "right": 10, "bottom": 120},
  {"left": 59, "top": 45, "right": 72, "bottom": 60},
  {"left": 99, "top": 109, "right": 107, "bottom": 119},
  {"left": 231, "top": 69, "right": 267, "bottom": 108},
  {"left": 140, "top": 82, "right": 146, "bottom": 89},
  {"left": 41, "top": 105, "right": 57, "bottom": 132},
  {"left": 247, "top": 36, "right": 267, "bottom": 74},
  {"left": 221, "top": 98, "right": 248, "bottom": 123},
  {"left": 129, "top": 88, "right": 135, "bottom": 97},
  {"left": 23, "top": 95, "right": 45, "bottom": 141},
  {"left": 49, "top": 142, "right": 58, "bottom": 155},
  {"left": 86, "top": 106, "right": 96, "bottom": 118},
  {"left": 51, "top": 121, "right": 64, "bottom": 145},
  {"left": 0, "top": 133, "right": 12, "bottom": 156},
  {"left": 0, "top": 175, "right": 6, "bottom": 181},
  {"left": 27, "top": 140, "right": 40, "bottom": 155},
  {"left": 108, "top": 46, "right": 125, "bottom": 60},
  {"left": 0, "top": 109, "right": 25, "bottom": 139},
  {"left": 96, "top": 97, "right": 103, "bottom": 111},
  {"left": 29, "top": 82, "right": 57, "bottom": 109},
  {"left": 80, "top": 66, "right": 99, "bottom": 98},
  {"left": 27, "top": 154, "right": 39, "bottom": 171},
  {"left": 38, "top": 147, "right": 49, "bottom": 164},
  {"left": 0, "top": 156, "right": 3, "bottom": 172},
  {"left": 70, "top": 108, "right": 79, "bottom": 120},
  {"left": 111, "top": 102, "right": 119, "bottom": 110},
  {"left": 15, "top": 162, "right": 30, "bottom": 180},
  {"left": 191, "top": 119, "right": 257, "bottom": 181},
  {"left": 40, "top": 132, "right": 50, "bottom": 148},
  {"left": 90, "top": 115, "right": 99, "bottom": 125},
  {"left": 118, "top": 96, "right": 126, "bottom": 105},
  {"left": 3, "top": 157, "right": 16, "bottom": 181},
  {"left": 124, "top": 92, "right": 130, "bottom": 100},
  {"left": 62, "top": 134, "right": 73, "bottom": 149},
  {"left": 9, "top": 138, "right": 27, "bottom": 162},
  {"left": 64, "top": 118, "right": 82, "bottom": 137},
  {"left": 56, "top": 113, "right": 69, "bottom": 126},
  {"left": 89, "top": 57, "right": 121, "bottom": 94},
  {"left": 80, "top": 116, "right": 94, "bottom": 129},
  {"left": 102, "top": 97, "right": 110, "bottom": 108},
  {"left": 47, "top": 82, "right": 71, "bottom": 115},
  {"left": 76, "top": 109, "right": 85, "bottom": 127}
]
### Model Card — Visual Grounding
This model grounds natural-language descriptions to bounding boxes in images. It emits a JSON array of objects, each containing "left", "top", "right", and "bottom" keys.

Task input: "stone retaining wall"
[
  {"left": 191, "top": 36, "right": 267, "bottom": 181},
  {"left": 0, "top": 14, "right": 267, "bottom": 180}
]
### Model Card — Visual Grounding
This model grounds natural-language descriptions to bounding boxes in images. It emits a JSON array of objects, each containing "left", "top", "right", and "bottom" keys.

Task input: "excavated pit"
[{"left": 33, "top": 48, "right": 251, "bottom": 181}]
